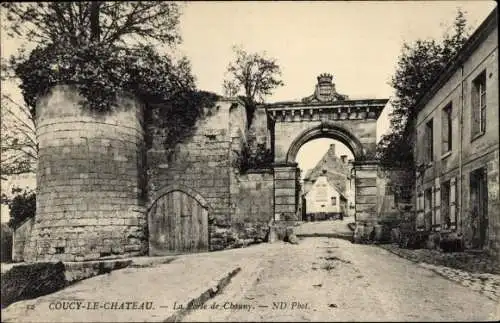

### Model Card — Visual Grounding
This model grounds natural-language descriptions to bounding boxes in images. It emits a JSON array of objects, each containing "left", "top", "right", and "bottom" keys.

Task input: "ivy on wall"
[
  {"left": 15, "top": 43, "right": 194, "bottom": 114},
  {"left": 234, "top": 142, "right": 274, "bottom": 174},
  {"left": 13, "top": 42, "right": 220, "bottom": 150}
]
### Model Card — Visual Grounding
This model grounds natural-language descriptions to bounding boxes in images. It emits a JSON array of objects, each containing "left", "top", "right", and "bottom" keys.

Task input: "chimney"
[
  {"left": 329, "top": 144, "right": 335, "bottom": 156},
  {"left": 340, "top": 155, "right": 347, "bottom": 163}
]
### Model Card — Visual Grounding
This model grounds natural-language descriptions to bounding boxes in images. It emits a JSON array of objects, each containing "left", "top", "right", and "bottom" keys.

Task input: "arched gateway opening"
[
  {"left": 265, "top": 73, "right": 387, "bottom": 233},
  {"left": 296, "top": 138, "right": 355, "bottom": 223}
]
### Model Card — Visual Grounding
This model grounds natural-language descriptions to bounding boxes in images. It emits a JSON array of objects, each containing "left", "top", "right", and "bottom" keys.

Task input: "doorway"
[
  {"left": 148, "top": 187, "right": 209, "bottom": 255},
  {"left": 470, "top": 167, "right": 488, "bottom": 249}
]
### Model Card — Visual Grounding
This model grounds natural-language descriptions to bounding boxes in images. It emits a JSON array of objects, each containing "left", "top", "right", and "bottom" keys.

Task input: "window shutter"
[
  {"left": 434, "top": 179, "right": 441, "bottom": 231},
  {"left": 428, "top": 121, "right": 434, "bottom": 162},
  {"left": 424, "top": 121, "right": 433, "bottom": 163},
  {"left": 471, "top": 82, "right": 480, "bottom": 136},
  {"left": 480, "top": 92, "right": 486, "bottom": 133},
  {"left": 450, "top": 177, "right": 456, "bottom": 228},
  {"left": 420, "top": 193, "right": 425, "bottom": 211},
  {"left": 442, "top": 110, "right": 449, "bottom": 153},
  {"left": 431, "top": 186, "right": 436, "bottom": 226},
  {"left": 423, "top": 128, "right": 428, "bottom": 163},
  {"left": 416, "top": 192, "right": 425, "bottom": 230}
]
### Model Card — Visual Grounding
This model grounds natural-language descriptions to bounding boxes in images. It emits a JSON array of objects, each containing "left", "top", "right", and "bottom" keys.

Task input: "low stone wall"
[
  {"left": 1, "top": 257, "right": 176, "bottom": 308},
  {"left": 1, "top": 224, "right": 13, "bottom": 262},
  {"left": 12, "top": 218, "right": 34, "bottom": 262},
  {"left": 355, "top": 167, "right": 414, "bottom": 244}
]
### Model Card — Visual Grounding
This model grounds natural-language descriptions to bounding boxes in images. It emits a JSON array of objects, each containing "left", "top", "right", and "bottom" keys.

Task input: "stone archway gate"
[{"left": 264, "top": 74, "right": 388, "bottom": 240}]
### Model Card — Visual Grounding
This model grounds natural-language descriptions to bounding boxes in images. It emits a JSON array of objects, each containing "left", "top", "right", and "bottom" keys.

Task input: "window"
[
  {"left": 469, "top": 167, "right": 488, "bottom": 248},
  {"left": 331, "top": 196, "right": 337, "bottom": 206},
  {"left": 424, "top": 119, "right": 434, "bottom": 163},
  {"left": 472, "top": 70, "right": 487, "bottom": 137},
  {"left": 442, "top": 103, "right": 452, "bottom": 153}
]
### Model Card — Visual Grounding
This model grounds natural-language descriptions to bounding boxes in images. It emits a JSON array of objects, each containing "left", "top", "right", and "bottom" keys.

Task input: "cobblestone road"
[{"left": 184, "top": 237, "right": 499, "bottom": 322}]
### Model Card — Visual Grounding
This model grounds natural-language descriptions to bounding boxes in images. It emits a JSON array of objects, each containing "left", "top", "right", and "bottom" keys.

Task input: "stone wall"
[
  {"left": 26, "top": 85, "right": 147, "bottom": 262},
  {"left": 148, "top": 98, "right": 265, "bottom": 251},
  {"left": 12, "top": 218, "right": 34, "bottom": 262},
  {"left": 376, "top": 168, "right": 414, "bottom": 221},
  {"left": 249, "top": 107, "right": 271, "bottom": 147},
  {"left": 147, "top": 100, "right": 237, "bottom": 224},
  {"left": 230, "top": 170, "right": 274, "bottom": 244}
]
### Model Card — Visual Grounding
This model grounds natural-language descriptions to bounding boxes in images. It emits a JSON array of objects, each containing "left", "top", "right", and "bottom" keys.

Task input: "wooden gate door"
[{"left": 149, "top": 189, "right": 209, "bottom": 256}]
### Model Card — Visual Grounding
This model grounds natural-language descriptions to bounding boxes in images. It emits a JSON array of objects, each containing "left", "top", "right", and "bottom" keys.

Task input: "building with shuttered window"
[
  {"left": 304, "top": 175, "right": 347, "bottom": 221},
  {"left": 414, "top": 7, "right": 498, "bottom": 256}
]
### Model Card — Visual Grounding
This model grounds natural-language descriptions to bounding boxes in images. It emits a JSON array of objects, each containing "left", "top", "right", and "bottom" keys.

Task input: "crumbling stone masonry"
[
  {"left": 147, "top": 98, "right": 274, "bottom": 253},
  {"left": 12, "top": 218, "right": 34, "bottom": 262},
  {"left": 230, "top": 169, "right": 274, "bottom": 245},
  {"left": 22, "top": 74, "right": 397, "bottom": 261},
  {"left": 25, "top": 86, "right": 147, "bottom": 262},
  {"left": 19, "top": 86, "right": 276, "bottom": 262}
]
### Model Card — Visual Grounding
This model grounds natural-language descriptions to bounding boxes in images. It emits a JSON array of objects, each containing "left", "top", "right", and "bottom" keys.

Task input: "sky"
[
  {"left": 178, "top": 1, "right": 495, "bottom": 102},
  {"left": 0, "top": 1, "right": 497, "bottom": 222},
  {"left": 177, "top": 0, "right": 495, "bottom": 137},
  {"left": 175, "top": 0, "right": 495, "bottom": 176}
]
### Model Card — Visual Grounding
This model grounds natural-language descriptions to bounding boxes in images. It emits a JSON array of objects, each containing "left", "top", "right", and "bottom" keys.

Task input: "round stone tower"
[{"left": 24, "top": 85, "right": 147, "bottom": 262}]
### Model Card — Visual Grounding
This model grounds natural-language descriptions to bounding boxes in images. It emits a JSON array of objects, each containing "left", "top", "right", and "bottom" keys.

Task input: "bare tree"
[
  {"left": 1, "top": 2, "right": 183, "bottom": 48},
  {"left": 0, "top": 2, "right": 187, "bottom": 178},
  {"left": 223, "top": 46, "right": 284, "bottom": 126},
  {"left": 1, "top": 94, "right": 37, "bottom": 179}
]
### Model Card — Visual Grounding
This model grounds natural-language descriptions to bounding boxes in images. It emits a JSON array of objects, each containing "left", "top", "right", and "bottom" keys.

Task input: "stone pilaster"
[
  {"left": 273, "top": 163, "right": 299, "bottom": 221},
  {"left": 353, "top": 161, "right": 379, "bottom": 242}
]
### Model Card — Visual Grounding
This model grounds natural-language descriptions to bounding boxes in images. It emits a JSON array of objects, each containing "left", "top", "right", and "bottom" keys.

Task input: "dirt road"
[{"left": 184, "top": 237, "right": 499, "bottom": 322}]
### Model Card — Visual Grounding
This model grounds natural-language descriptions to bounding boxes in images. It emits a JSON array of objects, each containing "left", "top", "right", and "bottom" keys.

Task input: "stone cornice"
[
  {"left": 273, "top": 161, "right": 299, "bottom": 168},
  {"left": 265, "top": 98, "right": 388, "bottom": 122},
  {"left": 351, "top": 160, "right": 380, "bottom": 166}
]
